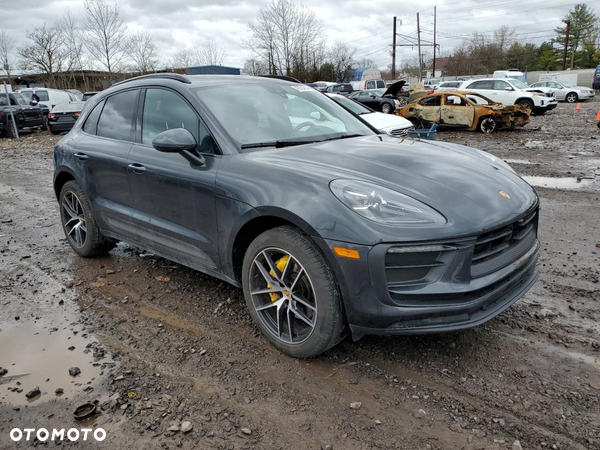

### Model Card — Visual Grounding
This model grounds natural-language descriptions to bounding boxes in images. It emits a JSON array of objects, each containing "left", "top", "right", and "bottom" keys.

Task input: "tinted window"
[
  {"left": 469, "top": 80, "right": 493, "bottom": 90},
  {"left": 83, "top": 100, "right": 105, "bottom": 135},
  {"left": 142, "top": 88, "right": 199, "bottom": 145},
  {"left": 376, "top": 80, "right": 385, "bottom": 88},
  {"left": 97, "top": 90, "right": 138, "bottom": 141},
  {"left": 35, "top": 91, "right": 49, "bottom": 101}
]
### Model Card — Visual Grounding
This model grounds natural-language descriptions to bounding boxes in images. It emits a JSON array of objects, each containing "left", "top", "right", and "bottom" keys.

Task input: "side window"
[
  {"left": 83, "top": 100, "right": 105, "bottom": 135},
  {"left": 97, "top": 90, "right": 138, "bottom": 141},
  {"left": 142, "top": 88, "right": 199, "bottom": 145},
  {"left": 420, "top": 96, "right": 441, "bottom": 107},
  {"left": 469, "top": 80, "right": 492, "bottom": 90},
  {"left": 444, "top": 95, "right": 467, "bottom": 106},
  {"left": 376, "top": 80, "right": 385, "bottom": 88},
  {"left": 493, "top": 80, "right": 510, "bottom": 90},
  {"left": 366, "top": 81, "right": 375, "bottom": 89},
  {"left": 547, "top": 82, "right": 558, "bottom": 88}
]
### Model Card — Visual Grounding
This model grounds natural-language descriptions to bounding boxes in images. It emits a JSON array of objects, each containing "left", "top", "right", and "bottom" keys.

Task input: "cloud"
[{"left": 0, "top": 0, "right": 578, "bottom": 71}]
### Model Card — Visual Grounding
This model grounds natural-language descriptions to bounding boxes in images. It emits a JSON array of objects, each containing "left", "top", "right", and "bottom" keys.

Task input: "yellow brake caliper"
[{"left": 268, "top": 255, "right": 289, "bottom": 302}]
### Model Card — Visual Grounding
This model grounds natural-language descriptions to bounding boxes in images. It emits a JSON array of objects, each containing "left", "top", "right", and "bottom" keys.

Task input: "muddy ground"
[{"left": 1, "top": 100, "right": 599, "bottom": 450}]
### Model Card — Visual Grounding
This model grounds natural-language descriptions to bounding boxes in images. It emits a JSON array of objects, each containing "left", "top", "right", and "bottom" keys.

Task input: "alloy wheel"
[
  {"left": 61, "top": 191, "right": 87, "bottom": 248},
  {"left": 566, "top": 93, "right": 577, "bottom": 103},
  {"left": 382, "top": 103, "right": 392, "bottom": 114},
  {"left": 249, "top": 248, "right": 317, "bottom": 344},
  {"left": 480, "top": 117, "right": 496, "bottom": 133}
]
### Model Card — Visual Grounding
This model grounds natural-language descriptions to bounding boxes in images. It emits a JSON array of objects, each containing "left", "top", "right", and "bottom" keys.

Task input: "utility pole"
[
  {"left": 562, "top": 20, "right": 570, "bottom": 71},
  {"left": 417, "top": 13, "right": 422, "bottom": 81},
  {"left": 432, "top": 6, "right": 437, "bottom": 78},
  {"left": 392, "top": 17, "right": 397, "bottom": 80},
  {"left": 2, "top": 81, "right": 18, "bottom": 138}
]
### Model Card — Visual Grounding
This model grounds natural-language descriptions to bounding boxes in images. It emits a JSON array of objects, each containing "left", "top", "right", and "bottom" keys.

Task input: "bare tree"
[
  {"left": 57, "top": 10, "right": 87, "bottom": 89},
  {"left": 494, "top": 25, "right": 516, "bottom": 53},
  {"left": 242, "top": 58, "right": 267, "bottom": 75},
  {"left": 170, "top": 48, "right": 196, "bottom": 69},
  {"left": 246, "top": 0, "right": 324, "bottom": 76},
  {"left": 195, "top": 38, "right": 226, "bottom": 66},
  {"left": 19, "top": 23, "right": 66, "bottom": 84},
  {"left": 0, "top": 29, "right": 16, "bottom": 86},
  {"left": 328, "top": 41, "right": 356, "bottom": 82},
  {"left": 128, "top": 31, "right": 159, "bottom": 73},
  {"left": 82, "top": 0, "right": 129, "bottom": 73}
]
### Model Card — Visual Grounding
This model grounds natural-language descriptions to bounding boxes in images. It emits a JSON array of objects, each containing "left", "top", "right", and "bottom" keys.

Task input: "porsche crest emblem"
[{"left": 499, "top": 190, "right": 511, "bottom": 199}]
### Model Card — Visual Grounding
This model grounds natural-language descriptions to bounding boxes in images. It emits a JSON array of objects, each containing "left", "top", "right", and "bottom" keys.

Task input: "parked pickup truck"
[{"left": 0, "top": 92, "right": 47, "bottom": 138}]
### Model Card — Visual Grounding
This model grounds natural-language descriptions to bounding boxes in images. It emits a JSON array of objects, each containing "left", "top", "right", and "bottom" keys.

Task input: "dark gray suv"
[{"left": 53, "top": 74, "right": 540, "bottom": 357}]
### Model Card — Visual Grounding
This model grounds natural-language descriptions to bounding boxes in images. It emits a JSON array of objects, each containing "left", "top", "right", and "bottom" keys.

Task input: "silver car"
[{"left": 530, "top": 81, "right": 593, "bottom": 103}]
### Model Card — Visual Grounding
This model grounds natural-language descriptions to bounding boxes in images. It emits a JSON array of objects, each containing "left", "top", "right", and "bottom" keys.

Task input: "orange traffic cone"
[
  {"left": 576, "top": 103, "right": 581, "bottom": 110},
  {"left": 596, "top": 110, "right": 600, "bottom": 121}
]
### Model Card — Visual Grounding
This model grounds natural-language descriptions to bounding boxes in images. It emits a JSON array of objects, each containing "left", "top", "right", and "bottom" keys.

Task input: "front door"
[{"left": 127, "top": 87, "right": 221, "bottom": 272}]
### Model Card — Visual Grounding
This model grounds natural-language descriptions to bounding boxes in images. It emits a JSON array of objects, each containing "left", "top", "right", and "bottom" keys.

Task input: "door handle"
[
  {"left": 128, "top": 163, "right": 146, "bottom": 174},
  {"left": 74, "top": 152, "right": 88, "bottom": 160}
]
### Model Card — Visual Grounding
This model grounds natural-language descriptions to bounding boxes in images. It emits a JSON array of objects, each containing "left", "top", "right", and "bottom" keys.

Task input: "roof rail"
[
  {"left": 112, "top": 73, "right": 192, "bottom": 87},
  {"left": 259, "top": 75, "right": 301, "bottom": 83}
]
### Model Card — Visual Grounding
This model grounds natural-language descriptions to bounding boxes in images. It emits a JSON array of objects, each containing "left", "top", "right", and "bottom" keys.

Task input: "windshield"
[
  {"left": 560, "top": 82, "right": 574, "bottom": 87},
  {"left": 370, "top": 89, "right": 386, "bottom": 97},
  {"left": 20, "top": 91, "right": 33, "bottom": 101},
  {"left": 193, "top": 83, "right": 374, "bottom": 149},
  {"left": 328, "top": 94, "right": 371, "bottom": 115},
  {"left": 509, "top": 79, "right": 529, "bottom": 89}
]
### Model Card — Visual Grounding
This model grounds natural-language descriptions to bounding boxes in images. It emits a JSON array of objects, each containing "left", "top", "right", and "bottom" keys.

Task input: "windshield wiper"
[{"left": 240, "top": 134, "right": 366, "bottom": 150}]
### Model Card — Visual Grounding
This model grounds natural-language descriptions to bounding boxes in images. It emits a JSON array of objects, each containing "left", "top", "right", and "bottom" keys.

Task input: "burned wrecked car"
[{"left": 397, "top": 91, "right": 530, "bottom": 133}]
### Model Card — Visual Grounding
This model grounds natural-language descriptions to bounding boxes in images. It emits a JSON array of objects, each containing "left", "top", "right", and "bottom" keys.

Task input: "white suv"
[{"left": 459, "top": 78, "right": 557, "bottom": 115}]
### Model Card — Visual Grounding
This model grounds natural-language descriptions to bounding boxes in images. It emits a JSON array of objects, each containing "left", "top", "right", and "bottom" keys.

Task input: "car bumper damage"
[{"left": 323, "top": 207, "right": 539, "bottom": 340}]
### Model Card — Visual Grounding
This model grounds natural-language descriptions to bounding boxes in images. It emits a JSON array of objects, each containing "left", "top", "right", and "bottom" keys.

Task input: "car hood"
[
  {"left": 383, "top": 80, "right": 406, "bottom": 97},
  {"left": 363, "top": 112, "right": 413, "bottom": 131},
  {"left": 245, "top": 135, "right": 537, "bottom": 235}
]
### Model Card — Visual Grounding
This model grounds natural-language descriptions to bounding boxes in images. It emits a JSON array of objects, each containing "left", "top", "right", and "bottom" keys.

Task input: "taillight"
[
  {"left": 51, "top": 105, "right": 55, "bottom": 109},
  {"left": 75, "top": 112, "right": 81, "bottom": 117},
  {"left": 48, "top": 113, "right": 55, "bottom": 118}
]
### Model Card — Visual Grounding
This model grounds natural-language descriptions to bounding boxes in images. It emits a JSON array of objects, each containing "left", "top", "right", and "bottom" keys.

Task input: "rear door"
[
  {"left": 74, "top": 89, "right": 139, "bottom": 237},
  {"left": 126, "top": 87, "right": 222, "bottom": 272},
  {"left": 416, "top": 95, "right": 442, "bottom": 126}
]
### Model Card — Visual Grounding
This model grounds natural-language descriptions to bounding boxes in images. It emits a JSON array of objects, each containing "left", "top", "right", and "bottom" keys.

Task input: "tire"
[
  {"left": 242, "top": 226, "right": 345, "bottom": 358},
  {"left": 479, "top": 117, "right": 497, "bottom": 133},
  {"left": 4, "top": 120, "right": 17, "bottom": 138},
  {"left": 41, "top": 116, "right": 48, "bottom": 131},
  {"left": 516, "top": 99, "right": 534, "bottom": 111},
  {"left": 381, "top": 102, "right": 393, "bottom": 114},
  {"left": 408, "top": 117, "right": 422, "bottom": 128},
  {"left": 565, "top": 92, "right": 578, "bottom": 103},
  {"left": 51, "top": 129, "right": 60, "bottom": 135},
  {"left": 59, "top": 180, "right": 116, "bottom": 257}
]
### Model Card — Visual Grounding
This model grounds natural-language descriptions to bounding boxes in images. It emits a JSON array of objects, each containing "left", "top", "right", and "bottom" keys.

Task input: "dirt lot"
[{"left": 1, "top": 100, "right": 599, "bottom": 450}]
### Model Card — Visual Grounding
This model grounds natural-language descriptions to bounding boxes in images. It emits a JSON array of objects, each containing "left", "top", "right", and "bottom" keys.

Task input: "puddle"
[
  {"left": 0, "top": 319, "right": 104, "bottom": 406},
  {"left": 504, "top": 158, "right": 534, "bottom": 165},
  {"left": 522, "top": 176, "right": 594, "bottom": 190}
]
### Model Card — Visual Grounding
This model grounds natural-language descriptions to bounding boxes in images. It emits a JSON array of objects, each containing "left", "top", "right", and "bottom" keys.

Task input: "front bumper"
[{"left": 320, "top": 209, "right": 539, "bottom": 340}]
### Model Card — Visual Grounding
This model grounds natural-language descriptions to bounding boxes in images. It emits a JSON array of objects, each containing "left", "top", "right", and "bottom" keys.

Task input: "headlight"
[{"left": 329, "top": 179, "right": 446, "bottom": 225}]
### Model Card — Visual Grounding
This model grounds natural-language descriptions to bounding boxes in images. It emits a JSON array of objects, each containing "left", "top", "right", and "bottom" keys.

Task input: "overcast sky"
[{"left": 0, "top": 0, "right": 597, "bottom": 71}]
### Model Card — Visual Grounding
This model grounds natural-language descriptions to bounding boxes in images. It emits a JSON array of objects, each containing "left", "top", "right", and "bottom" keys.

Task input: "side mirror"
[
  {"left": 504, "top": 87, "right": 513, "bottom": 91},
  {"left": 30, "top": 100, "right": 38, "bottom": 106},
  {"left": 152, "top": 128, "right": 198, "bottom": 153},
  {"left": 370, "top": 95, "right": 376, "bottom": 98}
]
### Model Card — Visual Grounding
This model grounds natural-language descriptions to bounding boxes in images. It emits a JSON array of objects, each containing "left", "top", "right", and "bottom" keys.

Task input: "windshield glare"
[
  {"left": 561, "top": 82, "right": 574, "bottom": 87},
  {"left": 194, "top": 83, "right": 374, "bottom": 148}
]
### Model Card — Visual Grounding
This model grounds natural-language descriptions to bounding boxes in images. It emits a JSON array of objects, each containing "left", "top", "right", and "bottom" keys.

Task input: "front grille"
[
  {"left": 471, "top": 209, "right": 537, "bottom": 278},
  {"left": 390, "top": 126, "right": 414, "bottom": 137}
]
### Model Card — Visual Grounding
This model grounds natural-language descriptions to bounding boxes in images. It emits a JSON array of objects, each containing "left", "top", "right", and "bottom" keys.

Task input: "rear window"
[
  {"left": 53, "top": 102, "right": 85, "bottom": 112},
  {"left": 97, "top": 90, "right": 138, "bottom": 141},
  {"left": 376, "top": 80, "right": 385, "bottom": 89}
]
